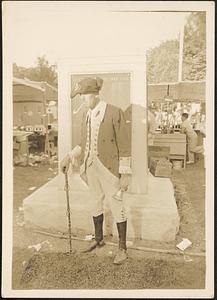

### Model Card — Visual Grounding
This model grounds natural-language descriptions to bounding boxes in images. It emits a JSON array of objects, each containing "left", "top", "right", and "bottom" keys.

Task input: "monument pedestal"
[{"left": 23, "top": 172, "right": 179, "bottom": 242}]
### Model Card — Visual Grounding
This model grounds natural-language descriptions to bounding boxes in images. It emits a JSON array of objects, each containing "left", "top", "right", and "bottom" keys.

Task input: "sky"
[{"left": 4, "top": 1, "right": 190, "bottom": 67}]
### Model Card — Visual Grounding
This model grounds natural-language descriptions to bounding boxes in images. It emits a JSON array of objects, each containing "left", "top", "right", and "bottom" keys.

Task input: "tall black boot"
[
  {"left": 82, "top": 214, "right": 105, "bottom": 253},
  {"left": 93, "top": 214, "right": 104, "bottom": 243},
  {"left": 113, "top": 221, "right": 127, "bottom": 264}
]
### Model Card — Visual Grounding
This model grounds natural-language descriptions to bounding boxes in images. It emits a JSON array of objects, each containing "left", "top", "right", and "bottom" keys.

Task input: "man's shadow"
[{"left": 129, "top": 206, "right": 143, "bottom": 240}]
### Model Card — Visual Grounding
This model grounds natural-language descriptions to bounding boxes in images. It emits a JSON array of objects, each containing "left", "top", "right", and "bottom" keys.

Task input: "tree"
[
  {"left": 147, "top": 12, "right": 206, "bottom": 83},
  {"left": 13, "top": 56, "right": 58, "bottom": 87},
  {"left": 30, "top": 56, "right": 57, "bottom": 86},
  {"left": 147, "top": 39, "right": 179, "bottom": 83},
  {"left": 183, "top": 12, "right": 206, "bottom": 81}
]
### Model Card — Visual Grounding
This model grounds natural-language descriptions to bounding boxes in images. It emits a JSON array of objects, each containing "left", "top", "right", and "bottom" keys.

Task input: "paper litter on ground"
[
  {"left": 28, "top": 241, "right": 51, "bottom": 252},
  {"left": 48, "top": 168, "right": 53, "bottom": 171},
  {"left": 28, "top": 243, "right": 42, "bottom": 252},
  {"left": 176, "top": 238, "right": 192, "bottom": 251},
  {"left": 85, "top": 235, "right": 94, "bottom": 241},
  {"left": 28, "top": 186, "right": 36, "bottom": 191}
]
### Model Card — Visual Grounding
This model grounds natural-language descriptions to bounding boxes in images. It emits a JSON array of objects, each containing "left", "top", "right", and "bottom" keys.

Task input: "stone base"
[{"left": 23, "top": 172, "right": 180, "bottom": 242}]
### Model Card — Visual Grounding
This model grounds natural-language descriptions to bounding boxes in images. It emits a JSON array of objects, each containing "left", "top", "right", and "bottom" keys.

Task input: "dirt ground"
[{"left": 12, "top": 157, "right": 206, "bottom": 290}]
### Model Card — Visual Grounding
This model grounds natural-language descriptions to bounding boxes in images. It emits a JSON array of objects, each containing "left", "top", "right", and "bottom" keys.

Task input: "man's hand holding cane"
[{"left": 60, "top": 145, "right": 81, "bottom": 174}]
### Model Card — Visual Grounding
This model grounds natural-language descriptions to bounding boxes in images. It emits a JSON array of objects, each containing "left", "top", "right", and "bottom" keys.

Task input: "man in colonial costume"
[{"left": 60, "top": 77, "right": 131, "bottom": 264}]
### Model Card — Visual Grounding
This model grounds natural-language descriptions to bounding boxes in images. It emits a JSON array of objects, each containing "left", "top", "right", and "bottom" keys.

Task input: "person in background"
[
  {"left": 148, "top": 106, "right": 157, "bottom": 144},
  {"left": 60, "top": 77, "right": 131, "bottom": 265},
  {"left": 180, "top": 113, "right": 204, "bottom": 164}
]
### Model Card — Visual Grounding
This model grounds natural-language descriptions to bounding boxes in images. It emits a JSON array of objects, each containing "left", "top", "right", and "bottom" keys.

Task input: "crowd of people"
[{"left": 149, "top": 101, "right": 206, "bottom": 134}]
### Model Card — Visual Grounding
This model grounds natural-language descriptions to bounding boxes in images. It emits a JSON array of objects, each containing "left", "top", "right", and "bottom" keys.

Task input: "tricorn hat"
[{"left": 71, "top": 77, "right": 103, "bottom": 99}]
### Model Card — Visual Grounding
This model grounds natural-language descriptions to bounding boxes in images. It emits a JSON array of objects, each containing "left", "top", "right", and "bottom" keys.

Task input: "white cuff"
[
  {"left": 119, "top": 156, "right": 132, "bottom": 174},
  {"left": 68, "top": 145, "right": 82, "bottom": 161}
]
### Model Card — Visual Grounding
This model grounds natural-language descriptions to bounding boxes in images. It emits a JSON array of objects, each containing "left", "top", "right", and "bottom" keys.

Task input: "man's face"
[
  {"left": 181, "top": 116, "right": 186, "bottom": 122},
  {"left": 81, "top": 94, "right": 98, "bottom": 110}
]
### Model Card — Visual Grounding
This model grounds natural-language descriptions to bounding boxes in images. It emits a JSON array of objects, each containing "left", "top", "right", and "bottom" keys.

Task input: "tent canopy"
[
  {"left": 13, "top": 77, "right": 58, "bottom": 103},
  {"left": 148, "top": 81, "right": 205, "bottom": 103}
]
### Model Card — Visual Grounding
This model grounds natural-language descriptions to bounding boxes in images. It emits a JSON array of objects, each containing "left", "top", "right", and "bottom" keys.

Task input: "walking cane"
[{"left": 64, "top": 172, "right": 73, "bottom": 254}]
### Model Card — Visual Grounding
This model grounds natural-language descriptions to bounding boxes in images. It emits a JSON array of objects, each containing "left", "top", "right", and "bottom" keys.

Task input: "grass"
[{"left": 12, "top": 158, "right": 206, "bottom": 289}]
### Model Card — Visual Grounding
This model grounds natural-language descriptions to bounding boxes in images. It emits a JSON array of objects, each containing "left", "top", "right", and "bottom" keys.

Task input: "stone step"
[{"left": 23, "top": 172, "right": 179, "bottom": 242}]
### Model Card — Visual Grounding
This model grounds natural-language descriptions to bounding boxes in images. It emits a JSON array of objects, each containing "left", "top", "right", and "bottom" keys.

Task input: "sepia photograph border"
[{"left": 2, "top": 1, "right": 215, "bottom": 298}]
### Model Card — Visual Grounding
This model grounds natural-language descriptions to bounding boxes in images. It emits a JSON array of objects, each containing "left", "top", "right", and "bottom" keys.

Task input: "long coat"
[{"left": 79, "top": 103, "right": 131, "bottom": 179}]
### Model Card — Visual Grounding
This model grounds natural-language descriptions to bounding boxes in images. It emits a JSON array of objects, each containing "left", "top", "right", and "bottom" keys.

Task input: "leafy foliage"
[
  {"left": 147, "top": 39, "right": 179, "bottom": 83},
  {"left": 183, "top": 12, "right": 206, "bottom": 81},
  {"left": 13, "top": 56, "right": 58, "bottom": 87},
  {"left": 147, "top": 12, "right": 206, "bottom": 83}
]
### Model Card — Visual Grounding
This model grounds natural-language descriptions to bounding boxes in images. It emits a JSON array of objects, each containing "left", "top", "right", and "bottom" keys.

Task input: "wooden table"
[
  {"left": 13, "top": 130, "right": 34, "bottom": 163},
  {"left": 152, "top": 133, "right": 187, "bottom": 168}
]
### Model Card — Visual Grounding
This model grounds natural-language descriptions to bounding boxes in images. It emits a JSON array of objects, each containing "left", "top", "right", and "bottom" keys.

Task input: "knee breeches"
[{"left": 86, "top": 158, "right": 127, "bottom": 223}]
